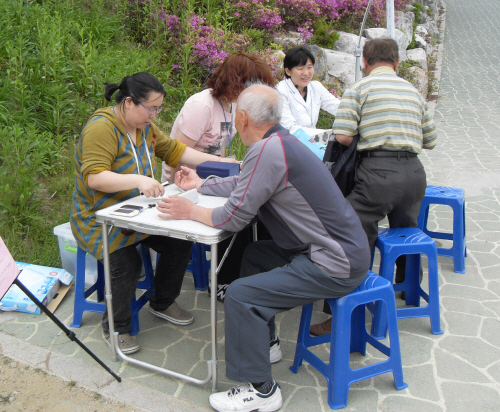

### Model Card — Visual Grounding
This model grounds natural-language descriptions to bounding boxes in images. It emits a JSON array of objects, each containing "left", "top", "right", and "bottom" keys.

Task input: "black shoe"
[{"left": 207, "top": 283, "right": 229, "bottom": 302}]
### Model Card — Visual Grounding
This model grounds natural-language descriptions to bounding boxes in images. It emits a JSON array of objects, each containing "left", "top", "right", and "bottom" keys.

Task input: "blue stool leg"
[
  {"left": 71, "top": 248, "right": 105, "bottom": 328},
  {"left": 96, "top": 260, "right": 104, "bottom": 302},
  {"left": 350, "top": 303, "right": 367, "bottom": 356},
  {"left": 290, "top": 303, "right": 314, "bottom": 373},
  {"left": 383, "top": 291, "right": 408, "bottom": 390},
  {"left": 130, "top": 245, "right": 156, "bottom": 336},
  {"left": 371, "top": 251, "right": 395, "bottom": 339},
  {"left": 404, "top": 254, "right": 421, "bottom": 307},
  {"left": 191, "top": 244, "right": 209, "bottom": 291},
  {"left": 70, "top": 248, "right": 88, "bottom": 328},
  {"left": 426, "top": 249, "right": 443, "bottom": 335},
  {"left": 451, "top": 201, "right": 466, "bottom": 273}
]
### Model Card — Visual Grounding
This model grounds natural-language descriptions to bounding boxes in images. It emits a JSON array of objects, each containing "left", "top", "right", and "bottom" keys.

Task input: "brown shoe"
[{"left": 309, "top": 317, "right": 332, "bottom": 336}]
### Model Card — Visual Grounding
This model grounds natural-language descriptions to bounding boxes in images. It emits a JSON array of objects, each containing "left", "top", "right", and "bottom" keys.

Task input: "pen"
[{"left": 140, "top": 181, "right": 169, "bottom": 196}]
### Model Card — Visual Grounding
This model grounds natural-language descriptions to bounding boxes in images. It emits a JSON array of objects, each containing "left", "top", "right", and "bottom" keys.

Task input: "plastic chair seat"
[
  {"left": 417, "top": 185, "right": 466, "bottom": 273},
  {"left": 70, "top": 244, "right": 155, "bottom": 336},
  {"left": 290, "top": 271, "right": 407, "bottom": 410},
  {"left": 371, "top": 227, "right": 443, "bottom": 338}
]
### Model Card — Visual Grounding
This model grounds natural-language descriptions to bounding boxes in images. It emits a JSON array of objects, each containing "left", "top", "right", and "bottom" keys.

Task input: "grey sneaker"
[
  {"left": 148, "top": 301, "right": 194, "bottom": 325},
  {"left": 102, "top": 331, "right": 140, "bottom": 355}
]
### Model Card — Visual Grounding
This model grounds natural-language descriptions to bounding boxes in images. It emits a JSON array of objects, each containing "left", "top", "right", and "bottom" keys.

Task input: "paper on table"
[{"left": 0, "top": 236, "right": 20, "bottom": 300}]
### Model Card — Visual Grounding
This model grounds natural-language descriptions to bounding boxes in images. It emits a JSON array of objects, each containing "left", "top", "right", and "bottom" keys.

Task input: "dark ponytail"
[{"left": 104, "top": 72, "right": 166, "bottom": 104}]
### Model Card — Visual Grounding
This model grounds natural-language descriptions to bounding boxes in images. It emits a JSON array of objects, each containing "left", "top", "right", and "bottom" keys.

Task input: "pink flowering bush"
[
  {"left": 232, "top": 1, "right": 283, "bottom": 31},
  {"left": 127, "top": 0, "right": 412, "bottom": 87}
]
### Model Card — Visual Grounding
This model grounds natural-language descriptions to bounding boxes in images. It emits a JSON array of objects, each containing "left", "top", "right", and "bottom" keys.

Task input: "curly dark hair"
[{"left": 207, "top": 52, "right": 275, "bottom": 102}]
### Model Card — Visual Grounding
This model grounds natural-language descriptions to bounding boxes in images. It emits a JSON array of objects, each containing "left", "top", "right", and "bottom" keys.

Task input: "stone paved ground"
[{"left": 1, "top": 0, "right": 500, "bottom": 410}]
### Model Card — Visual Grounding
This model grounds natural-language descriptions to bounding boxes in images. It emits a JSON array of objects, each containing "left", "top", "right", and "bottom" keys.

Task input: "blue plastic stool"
[
  {"left": 187, "top": 243, "right": 210, "bottom": 291},
  {"left": 70, "top": 244, "right": 155, "bottom": 336},
  {"left": 290, "top": 271, "right": 407, "bottom": 410},
  {"left": 371, "top": 228, "right": 443, "bottom": 338},
  {"left": 417, "top": 185, "right": 466, "bottom": 273}
]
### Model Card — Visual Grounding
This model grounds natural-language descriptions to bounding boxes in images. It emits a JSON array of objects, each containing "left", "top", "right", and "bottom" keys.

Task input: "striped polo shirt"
[
  {"left": 70, "top": 107, "right": 185, "bottom": 260},
  {"left": 333, "top": 66, "right": 437, "bottom": 153}
]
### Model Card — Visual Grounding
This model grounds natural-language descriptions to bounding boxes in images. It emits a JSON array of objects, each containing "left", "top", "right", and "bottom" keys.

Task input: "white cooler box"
[
  {"left": 53, "top": 222, "right": 98, "bottom": 287},
  {"left": 53, "top": 222, "right": 156, "bottom": 287}
]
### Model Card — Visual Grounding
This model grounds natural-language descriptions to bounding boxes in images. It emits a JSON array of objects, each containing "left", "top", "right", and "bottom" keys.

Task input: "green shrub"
[{"left": 310, "top": 20, "right": 340, "bottom": 49}]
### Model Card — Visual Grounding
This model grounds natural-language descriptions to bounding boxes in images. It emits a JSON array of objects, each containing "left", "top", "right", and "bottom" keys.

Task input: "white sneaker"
[
  {"left": 269, "top": 337, "right": 282, "bottom": 364},
  {"left": 209, "top": 381, "right": 282, "bottom": 412}
]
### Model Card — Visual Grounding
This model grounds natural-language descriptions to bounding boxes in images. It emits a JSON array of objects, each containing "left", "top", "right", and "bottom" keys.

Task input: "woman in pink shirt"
[
  {"left": 162, "top": 52, "right": 275, "bottom": 182},
  {"left": 162, "top": 52, "right": 275, "bottom": 300}
]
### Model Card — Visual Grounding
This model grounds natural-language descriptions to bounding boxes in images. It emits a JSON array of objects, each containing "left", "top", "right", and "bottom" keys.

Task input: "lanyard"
[
  {"left": 112, "top": 106, "right": 154, "bottom": 176},
  {"left": 285, "top": 78, "right": 314, "bottom": 127},
  {"left": 219, "top": 98, "right": 234, "bottom": 155},
  {"left": 219, "top": 98, "right": 234, "bottom": 136}
]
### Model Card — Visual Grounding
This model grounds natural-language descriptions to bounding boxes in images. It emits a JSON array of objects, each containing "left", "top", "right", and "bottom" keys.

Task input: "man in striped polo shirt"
[{"left": 310, "top": 38, "right": 437, "bottom": 336}]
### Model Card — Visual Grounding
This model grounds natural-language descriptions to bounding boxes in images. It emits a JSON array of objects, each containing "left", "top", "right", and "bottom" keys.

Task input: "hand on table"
[{"left": 157, "top": 196, "right": 194, "bottom": 220}]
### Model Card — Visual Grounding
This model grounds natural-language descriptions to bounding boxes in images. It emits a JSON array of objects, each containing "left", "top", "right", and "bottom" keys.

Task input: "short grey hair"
[{"left": 237, "top": 82, "right": 283, "bottom": 127}]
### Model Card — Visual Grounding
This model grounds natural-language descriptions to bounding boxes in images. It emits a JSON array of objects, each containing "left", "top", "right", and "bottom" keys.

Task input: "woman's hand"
[
  {"left": 157, "top": 196, "right": 194, "bottom": 220},
  {"left": 137, "top": 176, "right": 165, "bottom": 198},
  {"left": 175, "top": 166, "right": 203, "bottom": 191}
]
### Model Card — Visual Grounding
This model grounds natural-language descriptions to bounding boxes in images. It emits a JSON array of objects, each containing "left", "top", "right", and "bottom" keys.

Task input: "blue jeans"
[{"left": 102, "top": 235, "right": 192, "bottom": 335}]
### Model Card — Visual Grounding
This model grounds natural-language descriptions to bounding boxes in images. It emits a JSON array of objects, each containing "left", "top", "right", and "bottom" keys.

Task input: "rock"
[
  {"left": 303, "top": 45, "right": 329, "bottom": 78},
  {"left": 415, "top": 25, "right": 429, "bottom": 38},
  {"left": 415, "top": 33, "right": 427, "bottom": 49},
  {"left": 333, "top": 31, "right": 366, "bottom": 55},
  {"left": 363, "top": 27, "right": 410, "bottom": 61},
  {"left": 408, "top": 66, "right": 428, "bottom": 98},
  {"left": 406, "top": 48, "right": 427, "bottom": 70},
  {"left": 421, "top": 0, "right": 439, "bottom": 16},
  {"left": 421, "top": 18, "right": 439, "bottom": 37},
  {"left": 322, "top": 49, "right": 358, "bottom": 89},
  {"left": 415, "top": 25, "right": 434, "bottom": 54},
  {"left": 273, "top": 32, "right": 303, "bottom": 50},
  {"left": 395, "top": 11, "right": 415, "bottom": 44}
]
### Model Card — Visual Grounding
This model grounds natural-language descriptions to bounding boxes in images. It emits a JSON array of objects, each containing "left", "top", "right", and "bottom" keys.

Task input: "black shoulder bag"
[{"left": 322, "top": 134, "right": 360, "bottom": 197}]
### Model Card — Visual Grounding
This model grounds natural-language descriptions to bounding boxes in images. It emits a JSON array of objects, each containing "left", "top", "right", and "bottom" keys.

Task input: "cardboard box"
[
  {"left": 0, "top": 262, "right": 74, "bottom": 314},
  {"left": 196, "top": 161, "right": 240, "bottom": 179},
  {"left": 53, "top": 222, "right": 98, "bottom": 287}
]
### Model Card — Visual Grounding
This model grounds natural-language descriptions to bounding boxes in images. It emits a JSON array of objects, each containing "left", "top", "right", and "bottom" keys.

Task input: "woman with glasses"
[
  {"left": 71, "top": 72, "right": 235, "bottom": 355},
  {"left": 161, "top": 53, "right": 275, "bottom": 302}
]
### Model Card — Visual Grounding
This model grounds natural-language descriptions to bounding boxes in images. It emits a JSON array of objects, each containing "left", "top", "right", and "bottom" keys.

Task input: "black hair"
[
  {"left": 283, "top": 46, "right": 316, "bottom": 78},
  {"left": 104, "top": 72, "right": 166, "bottom": 104}
]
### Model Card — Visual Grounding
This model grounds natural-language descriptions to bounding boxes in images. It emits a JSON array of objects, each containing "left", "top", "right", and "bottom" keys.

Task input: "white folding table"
[{"left": 95, "top": 184, "right": 232, "bottom": 391}]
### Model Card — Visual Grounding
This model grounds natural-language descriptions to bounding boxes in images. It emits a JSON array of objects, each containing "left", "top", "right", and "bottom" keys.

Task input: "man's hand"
[
  {"left": 157, "top": 196, "right": 194, "bottom": 220},
  {"left": 175, "top": 166, "right": 203, "bottom": 191}
]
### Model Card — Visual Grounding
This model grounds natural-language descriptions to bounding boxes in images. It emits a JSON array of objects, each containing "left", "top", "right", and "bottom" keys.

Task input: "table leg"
[
  {"left": 210, "top": 243, "right": 218, "bottom": 392},
  {"left": 101, "top": 222, "right": 118, "bottom": 362}
]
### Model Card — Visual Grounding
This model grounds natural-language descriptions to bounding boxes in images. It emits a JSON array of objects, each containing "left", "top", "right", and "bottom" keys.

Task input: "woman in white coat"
[{"left": 276, "top": 46, "right": 340, "bottom": 137}]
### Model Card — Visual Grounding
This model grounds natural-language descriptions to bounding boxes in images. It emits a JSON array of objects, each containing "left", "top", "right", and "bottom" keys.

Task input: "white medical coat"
[{"left": 276, "top": 78, "right": 341, "bottom": 136}]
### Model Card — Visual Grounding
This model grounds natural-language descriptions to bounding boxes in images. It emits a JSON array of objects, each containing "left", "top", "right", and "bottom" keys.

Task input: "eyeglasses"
[{"left": 139, "top": 101, "right": 163, "bottom": 116}]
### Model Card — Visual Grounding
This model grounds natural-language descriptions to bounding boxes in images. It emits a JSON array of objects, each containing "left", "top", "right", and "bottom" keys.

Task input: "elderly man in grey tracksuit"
[{"left": 157, "top": 83, "right": 370, "bottom": 412}]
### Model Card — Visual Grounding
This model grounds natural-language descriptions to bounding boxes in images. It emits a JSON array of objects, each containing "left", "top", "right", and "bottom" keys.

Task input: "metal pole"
[
  {"left": 210, "top": 243, "right": 219, "bottom": 392},
  {"left": 101, "top": 222, "right": 118, "bottom": 362},
  {"left": 387, "top": 0, "right": 396, "bottom": 39},
  {"left": 355, "top": 0, "right": 374, "bottom": 81}
]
